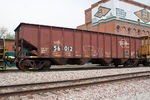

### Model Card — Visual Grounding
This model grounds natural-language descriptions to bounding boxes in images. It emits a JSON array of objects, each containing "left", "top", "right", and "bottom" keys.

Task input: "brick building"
[
  {"left": 0, "top": 38, "right": 15, "bottom": 52},
  {"left": 77, "top": 0, "right": 150, "bottom": 37}
]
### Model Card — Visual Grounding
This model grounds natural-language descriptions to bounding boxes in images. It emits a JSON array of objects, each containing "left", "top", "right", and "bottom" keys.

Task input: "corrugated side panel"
[
  {"left": 118, "top": 36, "right": 124, "bottom": 58},
  {"left": 51, "top": 27, "right": 63, "bottom": 58},
  {"left": 130, "top": 38, "right": 136, "bottom": 58},
  {"left": 136, "top": 39, "right": 142, "bottom": 58},
  {"left": 98, "top": 34, "right": 104, "bottom": 58},
  {"left": 104, "top": 34, "right": 111, "bottom": 58},
  {"left": 74, "top": 30, "right": 82, "bottom": 58},
  {"left": 112, "top": 35, "right": 117, "bottom": 58},
  {"left": 83, "top": 31, "right": 90, "bottom": 58},
  {"left": 63, "top": 29, "right": 74, "bottom": 58},
  {"left": 40, "top": 26, "right": 50, "bottom": 57},
  {"left": 91, "top": 33, "right": 98, "bottom": 58},
  {"left": 124, "top": 37, "right": 130, "bottom": 58}
]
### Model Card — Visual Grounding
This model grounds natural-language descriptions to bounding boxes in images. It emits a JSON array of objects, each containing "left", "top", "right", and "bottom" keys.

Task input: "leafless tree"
[
  {"left": 0, "top": 27, "right": 14, "bottom": 39},
  {"left": 0, "top": 27, "right": 7, "bottom": 38}
]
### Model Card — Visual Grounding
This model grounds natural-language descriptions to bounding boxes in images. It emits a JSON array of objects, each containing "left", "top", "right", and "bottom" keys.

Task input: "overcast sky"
[
  {"left": 0, "top": 0, "right": 149, "bottom": 34},
  {"left": 0, "top": 0, "right": 98, "bottom": 34},
  {"left": 134, "top": 0, "right": 150, "bottom": 5}
]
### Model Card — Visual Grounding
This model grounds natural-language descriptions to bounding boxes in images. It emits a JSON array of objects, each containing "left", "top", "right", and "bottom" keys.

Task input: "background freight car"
[
  {"left": 14, "top": 23, "right": 142, "bottom": 70},
  {"left": 0, "top": 38, "right": 16, "bottom": 66}
]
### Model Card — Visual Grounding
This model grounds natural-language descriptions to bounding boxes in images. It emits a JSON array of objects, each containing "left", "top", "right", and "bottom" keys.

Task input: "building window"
[
  {"left": 138, "top": 29, "right": 141, "bottom": 35},
  {"left": 142, "top": 30, "right": 145, "bottom": 35},
  {"left": 116, "top": 25, "right": 120, "bottom": 32},
  {"left": 133, "top": 28, "right": 136, "bottom": 35},
  {"left": 147, "top": 31, "right": 150, "bottom": 36},
  {"left": 128, "top": 28, "right": 131, "bottom": 34},
  {"left": 122, "top": 26, "right": 126, "bottom": 34}
]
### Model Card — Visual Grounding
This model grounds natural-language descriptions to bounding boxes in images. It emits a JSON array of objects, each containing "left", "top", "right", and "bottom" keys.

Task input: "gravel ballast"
[
  {"left": 2, "top": 77, "right": 150, "bottom": 100},
  {"left": 0, "top": 65, "right": 150, "bottom": 86}
]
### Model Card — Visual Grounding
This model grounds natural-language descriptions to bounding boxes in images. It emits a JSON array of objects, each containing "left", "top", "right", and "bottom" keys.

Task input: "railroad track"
[{"left": 0, "top": 71, "right": 150, "bottom": 97}]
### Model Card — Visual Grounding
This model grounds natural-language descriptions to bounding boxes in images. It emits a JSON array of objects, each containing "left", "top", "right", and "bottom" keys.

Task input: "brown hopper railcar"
[{"left": 14, "top": 23, "right": 141, "bottom": 70}]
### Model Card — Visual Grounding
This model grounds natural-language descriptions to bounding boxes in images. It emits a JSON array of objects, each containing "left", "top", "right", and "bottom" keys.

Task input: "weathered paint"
[{"left": 15, "top": 23, "right": 142, "bottom": 61}]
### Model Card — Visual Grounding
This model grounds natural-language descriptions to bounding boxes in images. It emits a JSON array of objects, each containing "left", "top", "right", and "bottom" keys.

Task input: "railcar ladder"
[{"left": 0, "top": 38, "right": 7, "bottom": 70}]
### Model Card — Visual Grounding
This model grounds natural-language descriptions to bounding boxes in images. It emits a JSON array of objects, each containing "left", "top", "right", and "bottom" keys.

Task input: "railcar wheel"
[
  {"left": 41, "top": 60, "right": 51, "bottom": 70},
  {"left": 19, "top": 59, "right": 30, "bottom": 71},
  {"left": 114, "top": 63, "right": 119, "bottom": 67},
  {"left": 39, "top": 60, "right": 51, "bottom": 70},
  {"left": 124, "top": 60, "right": 138, "bottom": 67}
]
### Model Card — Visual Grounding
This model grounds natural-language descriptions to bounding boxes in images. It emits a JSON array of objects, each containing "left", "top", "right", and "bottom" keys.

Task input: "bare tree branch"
[{"left": 0, "top": 27, "right": 15, "bottom": 39}]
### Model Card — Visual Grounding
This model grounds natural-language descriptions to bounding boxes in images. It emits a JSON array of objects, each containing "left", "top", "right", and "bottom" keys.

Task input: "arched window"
[
  {"left": 122, "top": 26, "right": 126, "bottom": 30},
  {"left": 133, "top": 28, "right": 136, "bottom": 35},
  {"left": 142, "top": 30, "right": 146, "bottom": 35},
  {"left": 147, "top": 31, "right": 150, "bottom": 36},
  {"left": 122, "top": 26, "right": 126, "bottom": 34},
  {"left": 128, "top": 28, "right": 131, "bottom": 34},
  {"left": 138, "top": 29, "right": 141, "bottom": 35},
  {"left": 116, "top": 25, "right": 120, "bottom": 32}
]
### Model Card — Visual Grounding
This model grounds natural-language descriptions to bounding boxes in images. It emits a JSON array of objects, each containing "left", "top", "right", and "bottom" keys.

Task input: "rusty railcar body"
[{"left": 15, "top": 23, "right": 142, "bottom": 70}]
